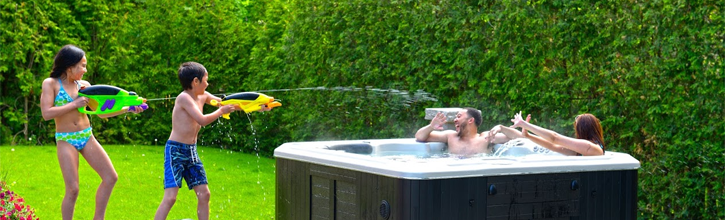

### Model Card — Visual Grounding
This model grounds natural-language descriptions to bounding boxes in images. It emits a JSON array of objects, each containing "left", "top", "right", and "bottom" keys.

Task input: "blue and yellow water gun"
[
  {"left": 210, "top": 92, "right": 281, "bottom": 119},
  {"left": 77, "top": 85, "right": 148, "bottom": 114}
]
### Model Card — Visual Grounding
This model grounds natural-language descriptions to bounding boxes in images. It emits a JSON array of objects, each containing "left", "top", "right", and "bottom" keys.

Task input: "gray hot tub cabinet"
[{"left": 274, "top": 139, "right": 640, "bottom": 220}]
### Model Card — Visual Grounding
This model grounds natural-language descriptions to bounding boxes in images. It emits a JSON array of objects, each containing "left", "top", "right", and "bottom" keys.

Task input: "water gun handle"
[
  {"left": 128, "top": 103, "right": 148, "bottom": 112},
  {"left": 210, "top": 100, "right": 232, "bottom": 119}
]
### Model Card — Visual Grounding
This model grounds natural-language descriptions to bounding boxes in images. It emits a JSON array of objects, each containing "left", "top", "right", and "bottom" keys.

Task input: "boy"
[{"left": 154, "top": 62, "right": 263, "bottom": 220}]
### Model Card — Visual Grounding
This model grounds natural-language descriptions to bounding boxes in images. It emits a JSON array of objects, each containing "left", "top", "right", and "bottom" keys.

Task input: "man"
[{"left": 415, "top": 107, "right": 515, "bottom": 156}]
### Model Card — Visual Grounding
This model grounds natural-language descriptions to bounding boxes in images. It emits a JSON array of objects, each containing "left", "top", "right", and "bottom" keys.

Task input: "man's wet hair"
[
  {"left": 178, "top": 62, "right": 207, "bottom": 90},
  {"left": 464, "top": 107, "right": 482, "bottom": 127}
]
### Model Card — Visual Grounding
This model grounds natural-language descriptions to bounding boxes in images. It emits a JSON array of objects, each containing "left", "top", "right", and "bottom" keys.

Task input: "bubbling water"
[
  {"left": 372, "top": 138, "right": 561, "bottom": 163},
  {"left": 492, "top": 138, "right": 559, "bottom": 157}
]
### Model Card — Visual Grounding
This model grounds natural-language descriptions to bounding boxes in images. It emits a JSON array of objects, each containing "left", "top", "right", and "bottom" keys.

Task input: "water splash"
[
  {"left": 143, "top": 86, "right": 437, "bottom": 104},
  {"left": 491, "top": 142, "right": 515, "bottom": 158},
  {"left": 492, "top": 138, "right": 554, "bottom": 157},
  {"left": 245, "top": 113, "right": 265, "bottom": 190}
]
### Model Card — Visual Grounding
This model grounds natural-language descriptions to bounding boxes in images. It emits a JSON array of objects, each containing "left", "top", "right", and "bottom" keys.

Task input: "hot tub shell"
[{"left": 275, "top": 138, "right": 640, "bottom": 220}]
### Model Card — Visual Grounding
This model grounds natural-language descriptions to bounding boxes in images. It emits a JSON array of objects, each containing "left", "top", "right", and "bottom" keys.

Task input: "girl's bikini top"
[{"left": 54, "top": 78, "right": 80, "bottom": 107}]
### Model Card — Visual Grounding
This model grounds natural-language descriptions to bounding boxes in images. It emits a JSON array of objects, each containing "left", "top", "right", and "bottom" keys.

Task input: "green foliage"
[
  {"left": 0, "top": 0, "right": 87, "bottom": 145},
  {"left": 0, "top": 0, "right": 723, "bottom": 219}
]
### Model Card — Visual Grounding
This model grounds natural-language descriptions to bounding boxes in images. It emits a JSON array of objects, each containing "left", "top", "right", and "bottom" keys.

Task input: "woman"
[
  {"left": 491, "top": 112, "right": 605, "bottom": 156},
  {"left": 39, "top": 45, "right": 143, "bottom": 219}
]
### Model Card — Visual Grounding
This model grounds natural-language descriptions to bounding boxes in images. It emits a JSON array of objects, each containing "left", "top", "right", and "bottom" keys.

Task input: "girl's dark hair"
[
  {"left": 50, "top": 45, "right": 85, "bottom": 78},
  {"left": 574, "top": 113, "right": 606, "bottom": 151},
  {"left": 178, "top": 62, "right": 207, "bottom": 90}
]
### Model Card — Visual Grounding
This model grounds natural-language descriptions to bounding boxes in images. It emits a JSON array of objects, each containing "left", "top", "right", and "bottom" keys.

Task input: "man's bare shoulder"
[
  {"left": 437, "top": 130, "right": 458, "bottom": 141},
  {"left": 475, "top": 132, "right": 490, "bottom": 140},
  {"left": 436, "top": 130, "right": 457, "bottom": 135},
  {"left": 435, "top": 130, "right": 457, "bottom": 139}
]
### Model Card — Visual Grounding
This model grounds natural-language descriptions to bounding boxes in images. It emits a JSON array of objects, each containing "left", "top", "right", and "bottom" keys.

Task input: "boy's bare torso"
[{"left": 168, "top": 92, "right": 209, "bottom": 144}]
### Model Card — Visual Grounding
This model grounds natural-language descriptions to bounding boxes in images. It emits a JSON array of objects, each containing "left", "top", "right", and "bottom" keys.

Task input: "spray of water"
[
  {"left": 245, "top": 113, "right": 266, "bottom": 202},
  {"left": 255, "top": 86, "right": 438, "bottom": 105},
  {"left": 145, "top": 86, "right": 438, "bottom": 103}
]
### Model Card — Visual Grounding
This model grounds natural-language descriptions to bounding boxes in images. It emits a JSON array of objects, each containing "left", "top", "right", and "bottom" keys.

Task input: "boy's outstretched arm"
[
  {"left": 204, "top": 91, "right": 247, "bottom": 111},
  {"left": 178, "top": 92, "right": 235, "bottom": 126},
  {"left": 204, "top": 91, "right": 222, "bottom": 106}
]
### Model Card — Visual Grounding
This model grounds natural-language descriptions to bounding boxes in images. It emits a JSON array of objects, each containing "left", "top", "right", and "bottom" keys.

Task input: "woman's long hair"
[
  {"left": 50, "top": 45, "right": 85, "bottom": 78},
  {"left": 574, "top": 113, "right": 606, "bottom": 151}
]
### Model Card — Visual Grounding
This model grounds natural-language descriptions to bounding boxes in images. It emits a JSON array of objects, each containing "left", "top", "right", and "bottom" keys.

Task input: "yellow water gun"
[{"left": 210, "top": 92, "right": 282, "bottom": 119}]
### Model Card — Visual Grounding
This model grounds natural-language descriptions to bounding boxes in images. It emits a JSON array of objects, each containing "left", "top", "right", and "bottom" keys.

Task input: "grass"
[{"left": 0, "top": 145, "right": 276, "bottom": 219}]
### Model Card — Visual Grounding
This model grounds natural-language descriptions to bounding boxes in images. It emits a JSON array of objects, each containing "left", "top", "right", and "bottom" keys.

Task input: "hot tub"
[{"left": 274, "top": 138, "right": 640, "bottom": 220}]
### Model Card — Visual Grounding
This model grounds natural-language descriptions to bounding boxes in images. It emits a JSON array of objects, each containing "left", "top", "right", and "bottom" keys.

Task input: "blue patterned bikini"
[{"left": 54, "top": 78, "right": 93, "bottom": 151}]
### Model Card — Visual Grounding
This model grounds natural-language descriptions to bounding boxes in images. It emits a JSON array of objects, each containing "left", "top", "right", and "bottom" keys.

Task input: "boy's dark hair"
[
  {"left": 178, "top": 62, "right": 207, "bottom": 90},
  {"left": 50, "top": 45, "right": 85, "bottom": 78},
  {"left": 464, "top": 107, "right": 482, "bottom": 127}
]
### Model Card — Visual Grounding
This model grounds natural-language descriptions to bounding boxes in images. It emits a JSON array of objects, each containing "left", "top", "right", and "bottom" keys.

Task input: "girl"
[
  {"left": 39, "top": 45, "right": 143, "bottom": 219},
  {"left": 506, "top": 112, "right": 605, "bottom": 156}
]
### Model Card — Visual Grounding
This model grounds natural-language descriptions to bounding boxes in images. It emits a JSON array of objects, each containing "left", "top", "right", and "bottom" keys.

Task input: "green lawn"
[{"left": 0, "top": 145, "right": 276, "bottom": 219}]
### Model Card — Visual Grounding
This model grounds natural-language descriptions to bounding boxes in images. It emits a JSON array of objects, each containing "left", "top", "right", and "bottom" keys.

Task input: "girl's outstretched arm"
[
  {"left": 522, "top": 130, "right": 578, "bottom": 155},
  {"left": 487, "top": 113, "right": 531, "bottom": 144}
]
